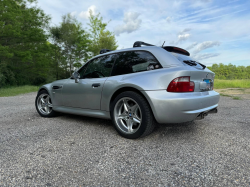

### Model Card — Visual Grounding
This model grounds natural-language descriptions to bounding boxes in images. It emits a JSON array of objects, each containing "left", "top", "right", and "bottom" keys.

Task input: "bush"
[{"left": 214, "top": 79, "right": 250, "bottom": 89}]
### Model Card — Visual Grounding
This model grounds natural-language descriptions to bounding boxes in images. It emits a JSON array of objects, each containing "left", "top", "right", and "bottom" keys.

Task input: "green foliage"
[
  {"left": 220, "top": 93, "right": 230, "bottom": 97},
  {"left": 219, "top": 93, "right": 241, "bottom": 100},
  {"left": 50, "top": 14, "right": 90, "bottom": 76},
  {"left": 88, "top": 10, "right": 118, "bottom": 57},
  {"left": 214, "top": 79, "right": 250, "bottom": 89},
  {"left": 0, "top": 85, "right": 39, "bottom": 97},
  {"left": 0, "top": 0, "right": 51, "bottom": 87},
  {"left": 208, "top": 63, "right": 250, "bottom": 79},
  {"left": 0, "top": 1, "right": 119, "bottom": 88},
  {"left": 0, "top": 63, "right": 16, "bottom": 86},
  {"left": 232, "top": 96, "right": 241, "bottom": 100}
]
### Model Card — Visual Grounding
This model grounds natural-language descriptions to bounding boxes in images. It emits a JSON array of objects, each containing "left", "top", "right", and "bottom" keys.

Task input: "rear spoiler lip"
[
  {"left": 132, "top": 41, "right": 190, "bottom": 56},
  {"left": 163, "top": 46, "right": 190, "bottom": 56}
]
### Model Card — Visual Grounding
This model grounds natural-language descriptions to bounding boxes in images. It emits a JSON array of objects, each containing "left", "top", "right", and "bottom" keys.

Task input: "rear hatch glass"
[{"left": 171, "top": 52, "right": 206, "bottom": 70}]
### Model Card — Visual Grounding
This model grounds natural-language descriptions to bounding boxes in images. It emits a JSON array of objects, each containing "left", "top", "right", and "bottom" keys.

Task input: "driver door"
[{"left": 61, "top": 54, "right": 117, "bottom": 110}]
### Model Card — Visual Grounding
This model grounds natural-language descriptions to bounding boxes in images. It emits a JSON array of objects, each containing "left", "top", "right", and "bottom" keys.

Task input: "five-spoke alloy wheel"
[
  {"left": 111, "top": 91, "right": 156, "bottom": 139},
  {"left": 35, "top": 90, "right": 57, "bottom": 117},
  {"left": 114, "top": 97, "right": 142, "bottom": 134}
]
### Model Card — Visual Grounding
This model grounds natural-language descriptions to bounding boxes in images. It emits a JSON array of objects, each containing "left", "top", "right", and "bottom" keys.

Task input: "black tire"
[
  {"left": 35, "top": 90, "right": 57, "bottom": 118},
  {"left": 110, "top": 91, "right": 156, "bottom": 139}
]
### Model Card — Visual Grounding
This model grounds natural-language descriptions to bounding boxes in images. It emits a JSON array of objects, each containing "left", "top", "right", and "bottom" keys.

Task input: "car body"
[{"left": 36, "top": 41, "right": 220, "bottom": 139}]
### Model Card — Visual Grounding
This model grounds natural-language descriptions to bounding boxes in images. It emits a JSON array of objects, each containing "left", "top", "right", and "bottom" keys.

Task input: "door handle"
[
  {"left": 92, "top": 83, "right": 101, "bottom": 88},
  {"left": 52, "top": 85, "right": 62, "bottom": 89}
]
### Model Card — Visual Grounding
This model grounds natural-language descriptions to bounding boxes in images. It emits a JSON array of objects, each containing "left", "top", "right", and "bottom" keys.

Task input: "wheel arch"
[
  {"left": 38, "top": 88, "right": 48, "bottom": 93},
  {"left": 37, "top": 85, "right": 54, "bottom": 103},
  {"left": 109, "top": 87, "right": 157, "bottom": 120},
  {"left": 37, "top": 84, "right": 52, "bottom": 95}
]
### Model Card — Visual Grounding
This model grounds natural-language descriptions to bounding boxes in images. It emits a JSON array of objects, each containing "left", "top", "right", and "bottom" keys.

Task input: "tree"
[
  {"left": 208, "top": 63, "right": 250, "bottom": 80},
  {"left": 0, "top": 0, "right": 51, "bottom": 86},
  {"left": 50, "top": 14, "right": 90, "bottom": 76},
  {"left": 88, "top": 10, "right": 118, "bottom": 57},
  {"left": 49, "top": 26, "right": 63, "bottom": 80}
]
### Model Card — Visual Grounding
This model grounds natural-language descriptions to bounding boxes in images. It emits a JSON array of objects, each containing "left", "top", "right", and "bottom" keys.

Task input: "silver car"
[{"left": 35, "top": 41, "right": 220, "bottom": 139}]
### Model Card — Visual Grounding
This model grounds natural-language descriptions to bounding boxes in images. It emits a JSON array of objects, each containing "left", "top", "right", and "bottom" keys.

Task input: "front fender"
[
  {"left": 38, "top": 84, "right": 53, "bottom": 96},
  {"left": 37, "top": 83, "right": 57, "bottom": 106}
]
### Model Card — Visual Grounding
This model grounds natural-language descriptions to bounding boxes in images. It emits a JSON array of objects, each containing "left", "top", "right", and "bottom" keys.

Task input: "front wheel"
[
  {"left": 111, "top": 91, "right": 156, "bottom": 139},
  {"left": 35, "top": 90, "right": 57, "bottom": 117}
]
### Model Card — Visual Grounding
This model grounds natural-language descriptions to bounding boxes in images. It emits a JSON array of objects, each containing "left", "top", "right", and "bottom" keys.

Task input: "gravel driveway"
[{"left": 0, "top": 92, "right": 250, "bottom": 186}]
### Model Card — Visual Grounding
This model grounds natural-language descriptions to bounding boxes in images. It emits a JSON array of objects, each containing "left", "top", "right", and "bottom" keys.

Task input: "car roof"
[
  {"left": 86, "top": 46, "right": 184, "bottom": 68},
  {"left": 94, "top": 46, "right": 160, "bottom": 58}
]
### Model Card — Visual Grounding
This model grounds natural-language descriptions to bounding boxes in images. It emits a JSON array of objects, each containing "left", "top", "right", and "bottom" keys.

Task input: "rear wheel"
[
  {"left": 111, "top": 91, "right": 156, "bottom": 139},
  {"left": 35, "top": 90, "right": 57, "bottom": 117}
]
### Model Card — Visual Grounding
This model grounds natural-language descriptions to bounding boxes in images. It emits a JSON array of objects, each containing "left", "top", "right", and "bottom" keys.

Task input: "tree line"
[
  {"left": 1, "top": 0, "right": 249, "bottom": 88},
  {"left": 0, "top": 0, "right": 118, "bottom": 87},
  {"left": 207, "top": 63, "right": 250, "bottom": 80}
]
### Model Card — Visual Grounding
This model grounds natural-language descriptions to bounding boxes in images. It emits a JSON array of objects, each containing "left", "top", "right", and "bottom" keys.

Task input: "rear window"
[
  {"left": 171, "top": 53, "right": 206, "bottom": 69},
  {"left": 111, "top": 51, "right": 162, "bottom": 76}
]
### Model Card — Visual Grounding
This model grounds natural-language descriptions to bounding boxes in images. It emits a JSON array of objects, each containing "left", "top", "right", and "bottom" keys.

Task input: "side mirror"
[{"left": 72, "top": 72, "right": 80, "bottom": 83}]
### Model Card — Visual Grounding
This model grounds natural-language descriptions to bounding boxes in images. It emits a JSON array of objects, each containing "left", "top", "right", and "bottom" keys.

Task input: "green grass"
[
  {"left": 0, "top": 85, "right": 39, "bottom": 97},
  {"left": 232, "top": 96, "right": 241, "bottom": 100},
  {"left": 214, "top": 79, "right": 250, "bottom": 89},
  {"left": 220, "top": 93, "right": 241, "bottom": 100},
  {"left": 220, "top": 93, "right": 231, "bottom": 97}
]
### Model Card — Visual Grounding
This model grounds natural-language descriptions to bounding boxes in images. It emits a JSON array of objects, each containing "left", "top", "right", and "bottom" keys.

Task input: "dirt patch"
[{"left": 214, "top": 88, "right": 250, "bottom": 100}]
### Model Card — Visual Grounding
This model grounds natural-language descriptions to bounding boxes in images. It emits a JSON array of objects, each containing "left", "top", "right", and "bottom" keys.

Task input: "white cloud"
[
  {"left": 203, "top": 9, "right": 247, "bottom": 21},
  {"left": 193, "top": 41, "right": 220, "bottom": 54},
  {"left": 36, "top": 0, "right": 250, "bottom": 66},
  {"left": 179, "top": 28, "right": 191, "bottom": 35},
  {"left": 186, "top": 42, "right": 198, "bottom": 50},
  {"left": 170, "top": 28, "right": 191, "bottom": 44},
  {"left": 70, "top": 11, "right": 77, "bottom": 17},
  {"left": 189, "top": 0, "right": 213, "bottom": 8},
  {"left": 166, "top": 16, "right": 172, "bottom": 23},
  {"left": 178, "top": 33, "right": 190, "bottom": 42},
  {"left": 193, "top": 53, "right": 220, "bottom": 61},
  {"left": 79, "top": 5, "right": 97, "bottom": 19},
  {"left": 114, "top": 12, "right": 142, "bottom": 36}
]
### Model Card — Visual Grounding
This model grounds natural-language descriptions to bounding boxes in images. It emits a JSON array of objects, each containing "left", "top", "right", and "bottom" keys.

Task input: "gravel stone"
[{"left": 0, "top": 92, "right": 250, "bottom": 186}]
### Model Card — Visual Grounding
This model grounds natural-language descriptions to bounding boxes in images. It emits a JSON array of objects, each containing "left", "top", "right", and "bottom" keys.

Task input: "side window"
[
  {"left": 78, "top": 63, "right": 88, "bottom": 79},
  {"left": 80, "top": 54, "right": 117, "bottom": 79},
  {"left": 111, "top": 51, "right": 162, "bottom": 76}
]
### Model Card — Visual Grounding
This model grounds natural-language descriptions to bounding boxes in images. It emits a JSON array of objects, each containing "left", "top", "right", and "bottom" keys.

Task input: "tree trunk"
[{"left": 69, "top": 56, "right": 72, "bottom": 77}]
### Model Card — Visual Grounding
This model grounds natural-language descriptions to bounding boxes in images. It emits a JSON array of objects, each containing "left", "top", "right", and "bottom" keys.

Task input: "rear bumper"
[{"left": 142, "top": 90, "right": 220, "bottom": 124}]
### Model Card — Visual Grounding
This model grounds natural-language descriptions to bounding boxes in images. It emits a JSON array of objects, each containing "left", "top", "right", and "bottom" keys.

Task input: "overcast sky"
[{"left": 36, "top": 0, "right": 250, "bottom": 66}]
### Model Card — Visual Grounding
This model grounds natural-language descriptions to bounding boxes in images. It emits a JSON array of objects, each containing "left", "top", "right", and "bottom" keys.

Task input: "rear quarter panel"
[{"left": 101, "top": 66, "right": 211, "bottom": 111}]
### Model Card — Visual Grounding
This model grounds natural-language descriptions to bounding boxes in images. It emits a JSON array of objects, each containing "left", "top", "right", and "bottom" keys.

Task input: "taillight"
[{"left": 167, "top": 76, "right": 195, "bottom": 92}]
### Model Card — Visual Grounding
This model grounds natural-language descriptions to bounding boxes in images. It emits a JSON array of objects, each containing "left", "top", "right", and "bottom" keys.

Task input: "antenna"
[{"left": 162, "top": 41, "right": 165, "bottom": 47}]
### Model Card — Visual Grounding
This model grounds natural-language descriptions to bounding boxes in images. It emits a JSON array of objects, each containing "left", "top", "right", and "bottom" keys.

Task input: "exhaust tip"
[
  {"left": 196, "top": 112, "right": 207, "bottom": 120},
  {"left": 208, "top": 108, "right": 218, "bottom": 114},
  {"left": 196, "top": 107, "right": 218, "bottom": 120}
]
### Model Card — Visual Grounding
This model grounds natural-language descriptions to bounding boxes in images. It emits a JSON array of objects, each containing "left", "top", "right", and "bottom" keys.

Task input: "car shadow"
[
  {"left": 58, "top": 113, "right": 113, "bottom": 127},
  {"left": 153, "top": 121, "right": 199, "bottom": 137},
  {"left": 56, "top": 113, "right": 199, "bottom": 138}
]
